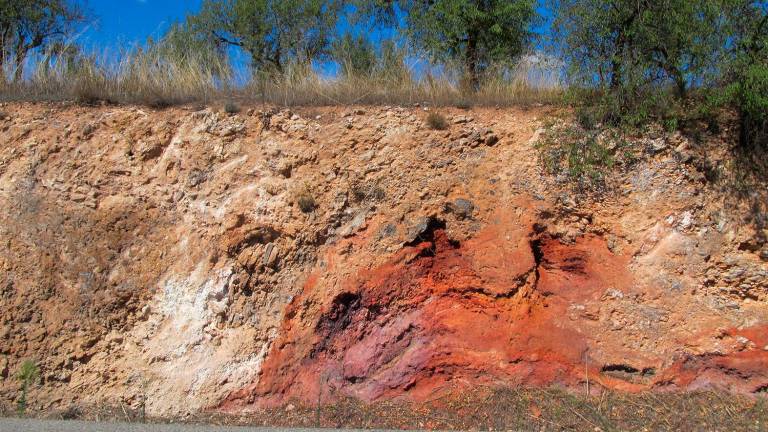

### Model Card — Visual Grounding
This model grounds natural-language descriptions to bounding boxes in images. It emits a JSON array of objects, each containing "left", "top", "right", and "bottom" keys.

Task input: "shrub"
[
  {"left": 576, "top": 106, "right": 598, "bottom": 130},
  {"left": 294, "top": 187, "right": 317, "bottom": 213},
  {"left": 224, "top": 101, "right": 241, "bottom": 114},
  {"left": 350, "top": 182, "right": 386, "bottom": 203},
  {"left": 536, "top": 122, "right": 628, "bottom": 193},
  {"left": 455, "top": 100, "right": 472, "bottom": 110},
  {"left": 426, "top": 112, "right": 449, "bottom": 130}
]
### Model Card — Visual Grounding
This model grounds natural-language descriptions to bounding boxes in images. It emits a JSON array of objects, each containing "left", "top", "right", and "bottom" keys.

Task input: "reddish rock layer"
[
  {"left": 222, "top": 214, "right": 620, "bottom": 408},
  {"left": 221, "top": 209, "right": 768, "bottom": 409}
]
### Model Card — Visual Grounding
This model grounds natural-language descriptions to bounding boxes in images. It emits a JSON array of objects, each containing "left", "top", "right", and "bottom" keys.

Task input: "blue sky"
[
  {"left": 80, "top": 0, "right": 202, "bottom": 50},
  {"left": 81, "top": 0, "right": 552, "bottom": 50}
]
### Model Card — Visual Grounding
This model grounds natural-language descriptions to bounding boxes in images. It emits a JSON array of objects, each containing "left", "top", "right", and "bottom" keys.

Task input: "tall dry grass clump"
[
  {"left": 1, "top": 44, "right": 563, "bottom": 107},
  {"left": 1, "top": 42, "right": 226, "bottom": 106}
]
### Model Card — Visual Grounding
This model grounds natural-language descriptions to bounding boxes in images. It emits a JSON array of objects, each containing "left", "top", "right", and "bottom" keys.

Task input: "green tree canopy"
[
  {"left": 333, "top": 33, "right": 377, "bottom": 77},
  {"left": 726, "top": 1, "right": 768, "bottom": 146},
  {"left": 153, "top": 22, "right": 230, "bottom": 78},
  {"left": 187, "top": 0, "right": 341, "bottom": 75},
  {"left": 331, "top": 33, "right": 410, "bottom": 82},
  {"left": 552, "top": 0, "right": 768, "bottom": 141}
]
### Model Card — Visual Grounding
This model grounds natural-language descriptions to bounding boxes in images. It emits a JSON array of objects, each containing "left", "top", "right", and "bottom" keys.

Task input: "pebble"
[{"left": 649, "top": 138, "right": 668, "bottom": 153}]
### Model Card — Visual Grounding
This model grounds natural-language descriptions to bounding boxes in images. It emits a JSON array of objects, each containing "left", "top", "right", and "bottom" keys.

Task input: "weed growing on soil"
[
  {"left": 294, "top": 186, "right": 317, "bottom": 213},
  {"left": 535, "top": 119, "right": 637, "bottom": 194},
  {"left": 16, "top": 360, "right": 39, "bottom": 415},
  {"left": 426, "top": 112, "right": 449, "bottom": 130},
  {"left": 158, "top": 387, "right": 767, "bottom": 431},
  {"left": 224, "top": 101, "right": 241, "bottom": 114}
]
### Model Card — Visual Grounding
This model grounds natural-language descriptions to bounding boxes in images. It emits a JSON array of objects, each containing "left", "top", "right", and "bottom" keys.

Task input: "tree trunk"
[
  {"left": 13, "top": 39, "right": 27, "bottom": 82},
  {"left": 0, "top": 29, "right": 8, "bottom": 83},
  {"left": 674, "top": 69, "right": 687, "bottom": 100},
  {"left": 466, "top": 33, "right": 479, "bottom": 92},
  {"left": 739, "top": 109, "right": 757, "bottom": 148},
  {"left": 610, "top": 58, "right": 622, "bottom": 90}
]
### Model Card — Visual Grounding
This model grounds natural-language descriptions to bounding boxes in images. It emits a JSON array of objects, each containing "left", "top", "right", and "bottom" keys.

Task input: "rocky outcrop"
[{"left": 0, "top": 103, "right": 765, "bottom": 417}]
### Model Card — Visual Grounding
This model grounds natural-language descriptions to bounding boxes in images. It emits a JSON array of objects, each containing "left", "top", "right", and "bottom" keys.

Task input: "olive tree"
[
  {"left": 187, "top": 0, "right": 342, "bottom": 75},
  {"left": 332, "top": 33, "right": 377, "bottom": 77},
  {"left": 360, "top": 0, "right": 537, "bottom": 90},
  {"left": 725, "top": 1, "right": 768, "bottom": 146},
  {"left": 154, "top": 22, "right": 230, "bottom": 78},
  {"left": 552, "top": 0, "right": 730, "bottom": 97},
  {"left": 0, "top": 0, "right": 85, "bottom": 82}
]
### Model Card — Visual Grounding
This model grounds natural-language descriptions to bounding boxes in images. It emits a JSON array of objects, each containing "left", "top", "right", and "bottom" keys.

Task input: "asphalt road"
[{"left": 0, "top": 418, "right": 401, "bottom": 432}]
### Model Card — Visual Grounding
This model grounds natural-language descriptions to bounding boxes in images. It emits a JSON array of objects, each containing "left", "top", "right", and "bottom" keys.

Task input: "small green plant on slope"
[{"left": 16, "top": 360, "right": 39, "bottom": 415}]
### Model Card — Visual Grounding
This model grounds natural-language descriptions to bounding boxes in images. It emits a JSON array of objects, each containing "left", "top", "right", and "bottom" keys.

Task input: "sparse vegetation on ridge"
[
  {"left": 0, "top": 48, "right": 562, "bottom": 107},
  {"left": 0, "top": 1, "right": 561, "bottom": 107},
  {"left": 1, "top": 0, "right": 765, "bottom": 154},
  {"left": 294, "top": 184, "right": 318, "bottom": 213}
]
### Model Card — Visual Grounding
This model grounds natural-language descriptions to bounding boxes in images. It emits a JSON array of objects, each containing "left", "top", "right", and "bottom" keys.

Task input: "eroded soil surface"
[{"left": 0, "top": 103, "right": 765, "bottom": 418}]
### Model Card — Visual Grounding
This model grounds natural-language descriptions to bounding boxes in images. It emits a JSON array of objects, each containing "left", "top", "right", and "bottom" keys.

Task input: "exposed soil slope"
[{"left": 0, "top": 103, "right": 765, "bottom": 417}]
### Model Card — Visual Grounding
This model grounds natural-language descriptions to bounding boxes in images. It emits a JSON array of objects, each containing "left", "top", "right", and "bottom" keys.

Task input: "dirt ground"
[{"left": 5, "top": 388, "right": 765, "bottom": 431}]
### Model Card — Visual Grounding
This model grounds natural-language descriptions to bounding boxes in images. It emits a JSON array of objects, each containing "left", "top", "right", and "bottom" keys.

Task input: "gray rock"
[
  {"left": 406, "top": 217, "right": 432, "bottom": 243},
  {"left": 359, "top": 150, "right": 375, "bottom": 162},
  {"left": 263, "top": 243, "right": 278, "bottom": 267},
  {"left": 187, "top": 169, "right": 206, "bottom": 187},
  {"left": 341, "top": 212, "right": 367, "bottom": 237},
  {"left": 448, "top": 198, "right": 474, "bottom": 219},
  {"left": 467, "top": 130, "right": 483, "bottom": 147},
  {"left": 379, "top": 223, "right": 397, "bottom": 238}
]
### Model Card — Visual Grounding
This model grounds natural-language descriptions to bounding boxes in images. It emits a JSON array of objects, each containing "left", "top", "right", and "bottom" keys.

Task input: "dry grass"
[
  {"left": 0, "top": 48, "right": 563, "bottom": 107},
  {"left": 0, "top": 44, "right": 225, "bottom": 106}
]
